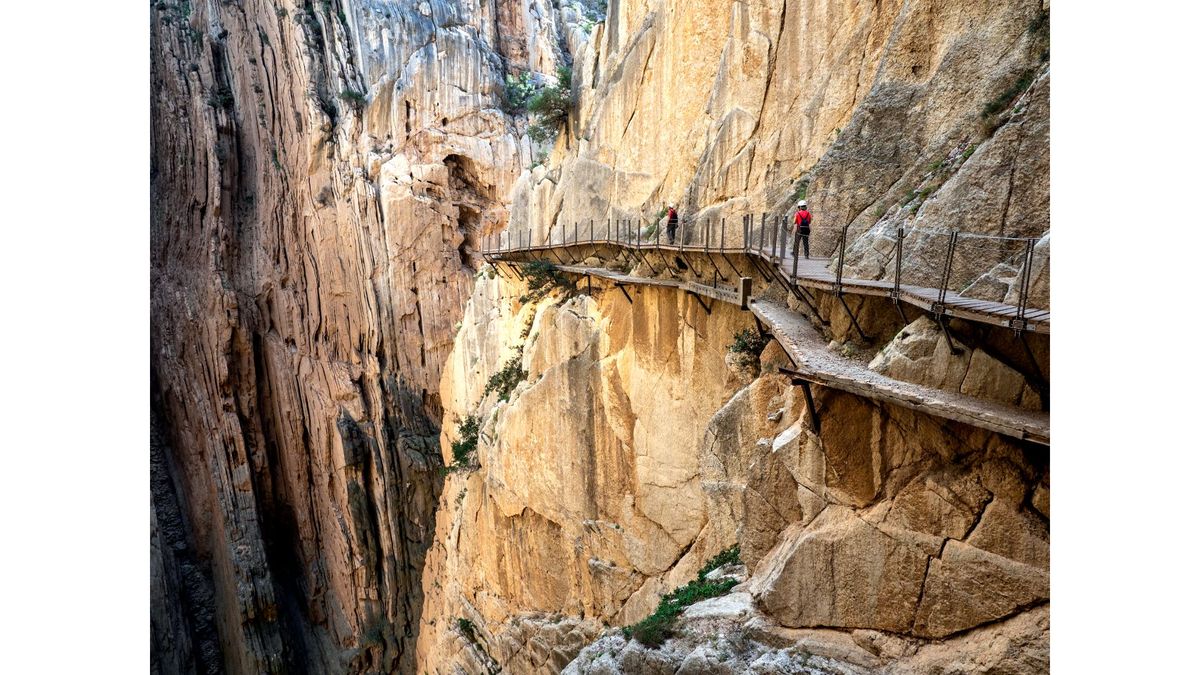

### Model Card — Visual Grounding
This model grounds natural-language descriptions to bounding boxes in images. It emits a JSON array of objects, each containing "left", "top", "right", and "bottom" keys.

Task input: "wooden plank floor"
[
  {"left": 489, "top": 239, "right": 1050, "bottom": 334},
  {"left": 767, "top": 250, "right": 1050, "bottom": 334}
]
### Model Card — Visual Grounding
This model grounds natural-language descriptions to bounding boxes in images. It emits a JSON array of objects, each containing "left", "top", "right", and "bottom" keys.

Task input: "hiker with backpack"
[
  {"left": 793, "top": 200, "right": 812, "bottom": 259},
  {"left": 666, "top": 204, "right": 679, "bottom": 245}
]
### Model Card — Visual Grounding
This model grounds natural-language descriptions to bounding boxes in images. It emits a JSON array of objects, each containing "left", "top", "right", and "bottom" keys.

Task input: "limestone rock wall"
[
  {"left": 152, "top": 0, "right": 1051, "bottom": 672},
  {"left": 514, "top": 0, "right": 1050, "bottom": 298},
  {"left": 416, "top": 272, "right": 1048, "bottom": 674},
  {"left": 415, "top": 273, "right": 760, "bottom": 673},
  {"left": 150, "top": 1, "right": 571, "bottom": 671}
]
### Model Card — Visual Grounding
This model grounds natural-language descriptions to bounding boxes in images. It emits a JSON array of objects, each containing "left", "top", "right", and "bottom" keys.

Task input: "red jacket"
[{"left": 794, "top": 209, "right": 812, "bottom": 230}]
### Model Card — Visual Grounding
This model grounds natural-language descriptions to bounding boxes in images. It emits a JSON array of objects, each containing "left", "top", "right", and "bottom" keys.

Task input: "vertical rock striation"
[
  {"left": 152, "top": 0, "right": 1050, "bottom": 672},
  {"left": 150, "top": 0, "right": 572, "bottom": 671}
]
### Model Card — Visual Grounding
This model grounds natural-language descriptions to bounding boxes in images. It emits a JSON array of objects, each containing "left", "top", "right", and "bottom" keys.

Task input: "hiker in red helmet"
[{"left": 793, "top": 200, "right": 812, "bottom": 259}]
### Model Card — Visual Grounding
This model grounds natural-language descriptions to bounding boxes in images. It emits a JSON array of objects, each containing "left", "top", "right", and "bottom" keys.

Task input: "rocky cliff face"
[
  {"left": 515, "top": 0, "right": 1049, "bottom": 277},
  {"left": 150, "top": 1, "right": 573, "bottom": 671},
  {"left": 417, "top": 272, "right": 1048, "bottom": 674},
  {"left": 152, "top": 0, "right": 1049, "bottom": 673}
]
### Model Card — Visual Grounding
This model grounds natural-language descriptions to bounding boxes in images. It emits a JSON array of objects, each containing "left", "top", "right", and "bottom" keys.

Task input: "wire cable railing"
[{"left": 482, "top": 214, "right": 1049, "bottom": 330}]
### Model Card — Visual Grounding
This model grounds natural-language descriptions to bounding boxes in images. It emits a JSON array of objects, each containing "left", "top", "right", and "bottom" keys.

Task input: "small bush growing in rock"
[
  {"left": 697, "top": 544, "right": 740, "bottom": 577},
  {"left": 527, "top": 66, "right": 573, "bottom": 143},
  {"left": 622, "top": 546, "right": 742, "bottom": 648},
  {"left": 519, "top": 260, "right": 572, "bottom": 304},
  {"left": 443, "top": 415, "right": 480, "bottom": 474},
  {"left": 339, "top": 88, "right": 367, "bottom": 108},
  {"left": 456, "top": 617, "right": 476, "bottom": 640},
  {"left": 503, "top": 70, "right": 536, "bottom": 114},
  {"left": 483, "top": 355, "right": 527, "bottom": 403},
  {"left": 728, "top": 328, "right": 769, "bottom": 358}
]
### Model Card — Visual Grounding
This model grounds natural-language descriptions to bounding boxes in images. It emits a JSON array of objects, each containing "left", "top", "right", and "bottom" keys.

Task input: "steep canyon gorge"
[{"left": 150, "top": 1, "right": 1050, "bottom": 673}]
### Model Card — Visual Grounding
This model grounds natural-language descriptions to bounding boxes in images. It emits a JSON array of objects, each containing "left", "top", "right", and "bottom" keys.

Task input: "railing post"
[
  {"left": 743, "top": 215, "right": 749, "bottom": 252},
  {"left": 1017, "top": 237, "right": 1034, "bottom": 322},
  {"left": 590, "top": 219, "right": 594, "bottom": 244},
  {"left": 607, "top": 218, "right": 611, "bottom": 243},
  {"left": 704, "top": 219, "right": 709, "bottom": 252},
  {"left": 574, "top": 221, "right": 579, "bottom": 246},
  {"left": 771, "top": 215, "right": 780, "bottom": 262},
  {"left": 758, "top": 213, "right": 766, "bottom": 253},
  {"left": 792, "top": 229, "right": 799, "bottom": 281},
  {"left": 894, "top": 227, "right": 905, "bottom": 296},
  {"left": 835, "top": 224, "right": 849, "bottom": 293},
  {"left": 937, "top": 231, "right": 959, "bottom": 305},
  {"left": 637, "top": 218, "right": 642, "bottom": 248},
  {"left": 721, "top": 217, "right": 726, "bottom": 251}
]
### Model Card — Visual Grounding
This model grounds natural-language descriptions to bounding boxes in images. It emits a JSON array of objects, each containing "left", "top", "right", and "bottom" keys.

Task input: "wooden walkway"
[
  {"left": 536, "top": 264, "right": 1050, "bottom": 446},
  {"left": 766, "top": 252, "right": 1049, "bottom": 334},
  {"left": 485, "top": 235, "right": 1049, "bottom": 335}
]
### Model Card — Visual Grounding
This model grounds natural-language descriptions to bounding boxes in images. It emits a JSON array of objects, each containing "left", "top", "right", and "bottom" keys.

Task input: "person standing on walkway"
[
  {"left": 666, "top": 204, "right": 679, "bottom": 245},
  {"left": 793, "top": 200, "right": 812, "bottom": 259}
]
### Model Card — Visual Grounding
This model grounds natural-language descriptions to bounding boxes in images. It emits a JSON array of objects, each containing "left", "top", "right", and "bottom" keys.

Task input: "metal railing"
[{"left": 481, "top": 214, "right": 1048, "bottom": 328}]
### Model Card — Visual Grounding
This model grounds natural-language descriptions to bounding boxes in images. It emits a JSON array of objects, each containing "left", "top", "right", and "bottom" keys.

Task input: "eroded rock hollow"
[{"left": 151, "top": 0, "right": 1050, "bottom": 673}]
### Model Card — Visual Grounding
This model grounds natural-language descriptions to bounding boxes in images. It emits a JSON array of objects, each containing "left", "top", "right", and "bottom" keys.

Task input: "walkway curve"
[
  {"left": 489, "top": 256, "right": 1050, "bottom": 447},
  {"left": 484, "top": 222, "right": 1049, "bottom": 335}
]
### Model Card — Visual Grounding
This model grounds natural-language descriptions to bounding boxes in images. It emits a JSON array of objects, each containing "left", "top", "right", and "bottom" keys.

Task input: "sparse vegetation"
[
  {"left": 503, "top": 70, "right": 536, "bottom": 114},
  {"left": 443, "top": 414, "right": 481, "bottom": 474},
  {"left": 790, "top": 178, "right": 810, "bottom": 204},
  {"left": 340, "top": 88, "right": 367, "bottom": 108},
  {"left": 981, "top": 69, "right": 1036, "bottom": 118},
  {"left": 962, "top": 144, "right": 977, "bottom": 160},
  {"left": 482, "top": 355, "right": 527, "bottom": 403},
  {"left": 729, "top": 328, "right": 770, "bottom": 358},
  {"left": 527, "top": 66, "right": 573, "bottom": 144},
  {"left": 698, "top": 544, "right": 741, "bottom": 578},
  {"left": 519, "top": 260, "right": 572, "bottom": 304},
  {"left": 457, "top": 617, "right": 477, "bottom": 640},
  {"left": 207, "top": 87, "right": 234, "bottom": 109},
  {"left": 622, "top": 546, "right": 742, "bottom": 648}
]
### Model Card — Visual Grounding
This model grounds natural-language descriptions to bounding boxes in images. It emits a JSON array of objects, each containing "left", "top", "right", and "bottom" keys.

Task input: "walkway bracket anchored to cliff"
[
  {"left": 781, "top": 368, "right": 823, "bottom": 435},
  {"left": 688, "top": 291, "right": 712, "bottom": 315},
  {"left": 485, "top": 226, "right": 1050, "bottom": 446}
]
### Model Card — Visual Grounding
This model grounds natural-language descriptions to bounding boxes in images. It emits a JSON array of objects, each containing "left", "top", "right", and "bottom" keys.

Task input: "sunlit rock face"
[
  {"left": 418, "top": 273, "right": 1047, "bottom": 674},
  {"left": 152, "top": 0, "right": 1049, "bottom": 672},
  {"left": 514, "top": 0, "right": 1049, "bottom": 298}
]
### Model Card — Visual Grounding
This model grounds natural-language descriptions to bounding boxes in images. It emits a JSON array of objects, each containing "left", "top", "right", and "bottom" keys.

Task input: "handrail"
[{"left": 481, "top": 213, "right": 1048, "bottom": 331}]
